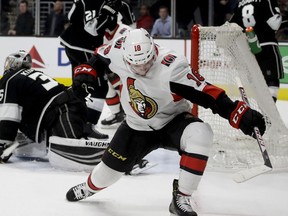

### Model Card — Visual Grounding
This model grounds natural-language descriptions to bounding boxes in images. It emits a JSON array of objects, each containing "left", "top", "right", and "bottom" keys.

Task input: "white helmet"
[
  {"left": 123, "top": 28, "right": 155, "bottom": 65},
  {"left": 4, "top": 50, "right": 32, "bottom": 73}
]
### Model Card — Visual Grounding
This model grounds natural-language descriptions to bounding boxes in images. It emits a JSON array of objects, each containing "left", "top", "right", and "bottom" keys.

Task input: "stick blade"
[{"left": 233, "top": 165, "right": 272, "bottom": 183}]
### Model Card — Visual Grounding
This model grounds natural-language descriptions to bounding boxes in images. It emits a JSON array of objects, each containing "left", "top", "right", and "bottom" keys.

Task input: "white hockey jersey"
[
  {"left": 96, "top": 38, "right": 221, "bottom": 131},
  {"left": 103, "top": 23, "right": 132, "bottom": 44}
]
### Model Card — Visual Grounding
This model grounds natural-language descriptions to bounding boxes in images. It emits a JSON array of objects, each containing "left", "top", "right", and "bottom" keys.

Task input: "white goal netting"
[{"left": 191, "top": 23, "right": 288, "bottom": 170}]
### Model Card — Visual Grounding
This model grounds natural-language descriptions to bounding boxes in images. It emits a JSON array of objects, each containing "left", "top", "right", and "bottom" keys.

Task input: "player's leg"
[
  {"left": 66, "top": 121, "right": 159, "bottom": 201},
  {"left": 163, "top": 113, "right": 213, "bottom": 216},
  {"left": 46, "top": 89, "right": 107, "bottom": 139},
  {"left": 255, "top": 44, "right": 284, "bottom": 102},
  {"left": 101, "top": 74, "right": 125, "bottom": 128}
]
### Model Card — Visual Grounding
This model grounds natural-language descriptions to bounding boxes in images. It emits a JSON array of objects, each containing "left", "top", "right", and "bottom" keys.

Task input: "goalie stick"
[{"left": 232, "top": 77, "right": 272, "bottom": 183}]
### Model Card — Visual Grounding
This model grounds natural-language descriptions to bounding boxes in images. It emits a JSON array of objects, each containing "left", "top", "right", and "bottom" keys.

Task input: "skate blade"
[
  {"left": 129, "top": 163, "right": 157, "bottom": 175},
  {"left": 99, "top": 122, "right": 121, "bottom": 129}
]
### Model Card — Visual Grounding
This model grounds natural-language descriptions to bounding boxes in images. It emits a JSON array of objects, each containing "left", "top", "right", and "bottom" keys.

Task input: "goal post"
[{"left": 190, "top": 23, "right": 288, "bottom": 170}]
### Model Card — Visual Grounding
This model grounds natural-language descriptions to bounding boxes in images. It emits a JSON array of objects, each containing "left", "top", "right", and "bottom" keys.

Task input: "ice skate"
[
  {"left": 84, "top": 123, "right": 109, "bottom": 139},
  {"left": 66, "top": 182, "right": 94, "bottom": 202},
  {"left": 0, "top": 142, "right": 19, "bottom": 163},
  {"left": 100, "top": 110, "right": 125, "bottom": 129},
  {"left": 169, "top": 179, "right": 197, "bottom": 216},
  {"left": 126, "top": 159, "right": 157, "bottom": 175}
]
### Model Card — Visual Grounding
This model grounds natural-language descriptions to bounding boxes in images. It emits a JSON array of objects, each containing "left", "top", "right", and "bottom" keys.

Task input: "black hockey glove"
[
  {"left": 229, "top": 101, "right": 266, "bottom": 138},
  {"left": 72, "top": 64, "right": 97, "bottom": 98},
  {"left": 101, "top": 0, "right": 122, "bottom": 17}
]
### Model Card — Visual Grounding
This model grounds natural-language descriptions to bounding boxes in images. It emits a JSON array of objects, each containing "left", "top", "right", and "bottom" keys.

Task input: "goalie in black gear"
[{"left": 0, "top": 50, "right": 108, "bottom": 168}]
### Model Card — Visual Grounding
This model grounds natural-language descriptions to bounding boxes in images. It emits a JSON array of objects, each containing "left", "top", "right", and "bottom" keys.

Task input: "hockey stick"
[
  {"left": 0, "top": 141, "right": 20, "bottom": 162},
  {"left": 232, "top": 77, "right": 272, "bottom": 183}
]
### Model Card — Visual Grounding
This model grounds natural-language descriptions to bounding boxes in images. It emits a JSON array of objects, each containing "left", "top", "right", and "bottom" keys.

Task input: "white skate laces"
[
  {"left": 66, "top": 182, "right": 94, "bottom": 201},
  {"left": 175, "top": 193, "right": 193, "bottom": 213},
  {"left": 169, "top": 179, "right": 197, "bottom": 216}
]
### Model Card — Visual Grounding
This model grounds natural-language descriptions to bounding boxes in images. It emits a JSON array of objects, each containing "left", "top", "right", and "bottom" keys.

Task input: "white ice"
[{"left": 1, "top": 101, "right": 288, "bottom": 216}]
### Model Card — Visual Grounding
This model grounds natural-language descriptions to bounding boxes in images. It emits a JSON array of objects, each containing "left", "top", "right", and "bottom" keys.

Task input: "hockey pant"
[{"left": 85, "top": 113, "right": 213, "bottom": 195}]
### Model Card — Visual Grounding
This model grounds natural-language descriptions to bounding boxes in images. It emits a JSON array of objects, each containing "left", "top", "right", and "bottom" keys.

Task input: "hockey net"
[{"left": 191, "top": 23, "right": 288, "bottom": 170}]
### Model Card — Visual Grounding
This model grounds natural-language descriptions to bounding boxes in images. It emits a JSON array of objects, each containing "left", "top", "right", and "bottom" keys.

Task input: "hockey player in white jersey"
[
  {"left": 100, "top": 22, "right": 132, "bottom": 128},
  {"left": 65, "top": 29, "right": 266, "bottom": 216}
]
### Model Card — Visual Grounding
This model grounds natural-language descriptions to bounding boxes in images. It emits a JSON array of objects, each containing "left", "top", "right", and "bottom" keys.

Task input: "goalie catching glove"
[
  {"left": 229, "top": 101, "right": 266, "bottom": 138},
  {"left": 72, "top": 64, "right": 97, "bottom": 98}
]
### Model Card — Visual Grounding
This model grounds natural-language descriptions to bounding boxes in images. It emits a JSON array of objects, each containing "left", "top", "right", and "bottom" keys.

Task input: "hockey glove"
[
  {"left": 229, "top": 101, "right": 266, "bottom": 138},
  {"left": 102, "top": 0, "right": 123, "bottom": 17},
  {"left": 72, "top": 64, "right": 97, "bottom": 98}
]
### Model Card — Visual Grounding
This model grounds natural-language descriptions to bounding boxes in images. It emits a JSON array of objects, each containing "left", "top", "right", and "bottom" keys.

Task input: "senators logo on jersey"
[
  {"left": 127, "top": 78, "right": 157, "bottom": 119},
  {"left": 161, "top": 54, "right": 177, "bottom": 67}
]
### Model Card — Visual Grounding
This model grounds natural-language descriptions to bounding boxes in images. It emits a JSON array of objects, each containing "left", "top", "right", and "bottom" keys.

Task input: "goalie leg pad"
[
  {"left": 48, "top": 136, "right": 110, "bottom": 172},
  {"left": 179, "top": 122, "right": 213, "bottom": 195}
]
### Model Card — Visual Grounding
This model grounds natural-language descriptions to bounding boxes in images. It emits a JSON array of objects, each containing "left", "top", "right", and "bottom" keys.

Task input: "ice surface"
[{"left": 1, "top": 101, "right": 288, "bottom": 216}]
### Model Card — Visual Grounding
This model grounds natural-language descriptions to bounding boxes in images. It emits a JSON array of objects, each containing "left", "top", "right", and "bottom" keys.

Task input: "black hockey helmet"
[{"left": 4, "top": 50, "right": 32, "bottom": 74}]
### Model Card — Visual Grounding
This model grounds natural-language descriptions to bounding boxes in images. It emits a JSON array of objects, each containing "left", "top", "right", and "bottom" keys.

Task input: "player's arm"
[
  {"left": 265, "top": 0, "right": 282, "bottom": 30},
  {"left": 67, "top": 0, "right": 84, "bottom": 25},
  {"left": 84, "top": 0, "right": 122, "bottom": 36},
  {"left": 169, "top": 62, "right": 265, "bottom": 137},
  {"left": 0, "top": 78, "right": 23, "bottom": 162},
  {"left": 72, "top": 46, "right": 111, "bottom": 97}
]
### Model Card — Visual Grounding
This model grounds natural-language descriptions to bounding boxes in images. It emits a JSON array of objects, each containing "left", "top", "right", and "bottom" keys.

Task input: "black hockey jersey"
[
  {"left": 0, "top": 68, "right": 66, "bottom": 142},
  {"left": 230, "top": 0, "right": 282, "bottom": 45},
  {"left": 60, "top": 0, "right": 108, "bottom": 52}
]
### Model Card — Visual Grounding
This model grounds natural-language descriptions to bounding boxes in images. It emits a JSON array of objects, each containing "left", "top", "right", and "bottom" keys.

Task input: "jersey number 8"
[{"left": 242, "top": 4, "right": 256, "bottom": 27}]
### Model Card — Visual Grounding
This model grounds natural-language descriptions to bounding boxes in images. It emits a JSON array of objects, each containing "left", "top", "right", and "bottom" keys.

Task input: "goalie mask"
[
  {"left": 4, "top": 50, "right": 32, "bottom": 74},
  {"left": 122, "top": 28, "right": 155, "bottom": 76}
]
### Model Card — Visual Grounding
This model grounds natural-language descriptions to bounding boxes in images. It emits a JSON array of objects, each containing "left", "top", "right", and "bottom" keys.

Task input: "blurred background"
[{"left": 0, "top": 0, "right": 287, "bottom": 40}]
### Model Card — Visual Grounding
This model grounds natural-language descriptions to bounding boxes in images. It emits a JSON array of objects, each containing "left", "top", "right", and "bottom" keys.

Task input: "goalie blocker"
[{"left": 48, "top": 136, "right": 109, "bottom": 172}]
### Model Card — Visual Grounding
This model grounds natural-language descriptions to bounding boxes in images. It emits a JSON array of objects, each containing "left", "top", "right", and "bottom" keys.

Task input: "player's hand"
[
  {"left": 72, "top": 64, "right": 97, "bottom": 98},
  {"left": 101, "top": 0, "right": 122, "bottom": 17},
  {"left": 229, "top": 101, "right": 266, "bottom": 138}
]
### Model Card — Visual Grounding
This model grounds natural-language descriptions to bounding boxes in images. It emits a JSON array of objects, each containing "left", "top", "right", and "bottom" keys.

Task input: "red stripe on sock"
[
  {"left": 180, "top": 154, "right": 208, "bottom": 173},
  {"left": 106, "top": 95, "right": 120, "bottom": 105},
  {"left": 87, "top": 174, "right": 105, "bottom": 191}
]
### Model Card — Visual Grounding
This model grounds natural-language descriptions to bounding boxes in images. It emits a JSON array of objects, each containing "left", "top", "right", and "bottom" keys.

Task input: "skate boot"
[
  {"left": 66, "top": 182, "right": 94, "bottom": 202},
  {"left": 169, "top": 179, "right": 197, "bottom": 216},
  {"left": 125, "top": 159, "right": 157, "bottom": 175},
  {"left": 84, "top": 123, "right": 109, "bottom": 139},
  {"left": 100, "top": 110, "right": 125, "bottom": 128},
  {"left": 0, "top": 142, "right": 19, "bottom": 163}
]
